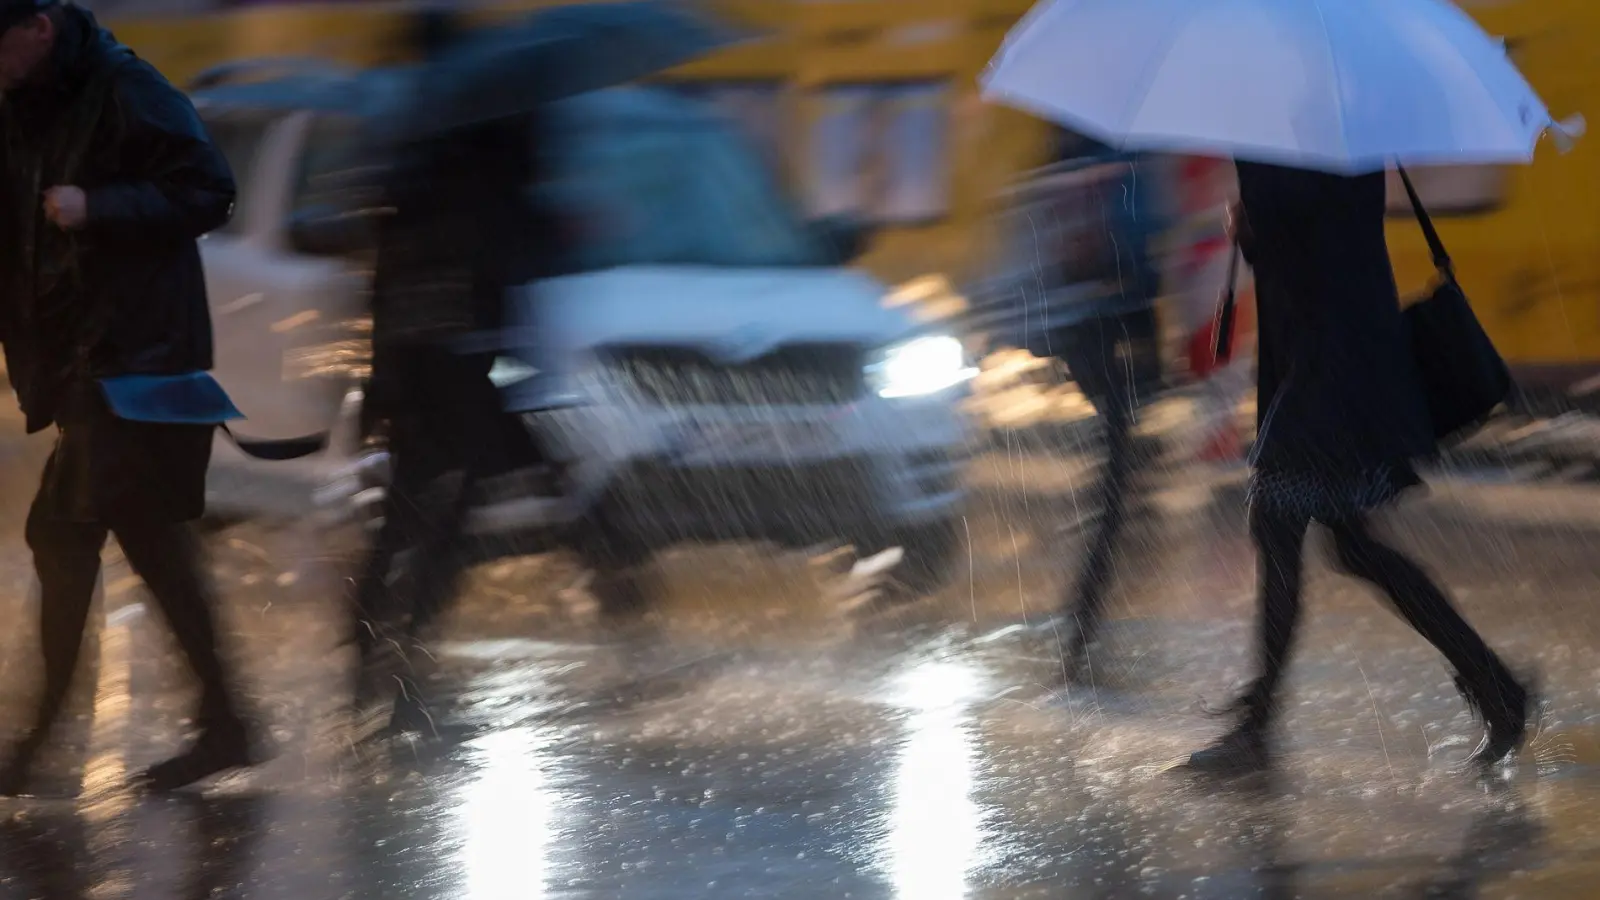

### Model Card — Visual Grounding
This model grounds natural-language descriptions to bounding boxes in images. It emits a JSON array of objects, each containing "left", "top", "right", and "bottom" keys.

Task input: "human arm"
[{"left": 80, "top": 61, "right": 236, "bottom": 238}]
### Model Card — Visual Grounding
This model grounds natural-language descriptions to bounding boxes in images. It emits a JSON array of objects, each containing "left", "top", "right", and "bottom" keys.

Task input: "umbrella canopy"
[
  {"left": 191, "top": 75, "right": 370, "bottom": 116},
  {"left": 403, "top": 0, "right": 744, "bottom": 140},
  {"left": 982, "top": 0, "right": 1580, "bottom": 173}
]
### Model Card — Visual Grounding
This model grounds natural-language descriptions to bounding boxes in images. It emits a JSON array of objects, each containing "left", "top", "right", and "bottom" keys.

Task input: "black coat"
[
  {"left": 370, "top": 115, "right": 549, "bottom": 349},
  {"left": 0, "top": 6, "right": 234, "bottom": 435},
  {"left": 1235, "top": 161, "right": 1435, "bottom": 475},
  {"left": 366, "top": 109, "right": 568, "bottom": 439}
]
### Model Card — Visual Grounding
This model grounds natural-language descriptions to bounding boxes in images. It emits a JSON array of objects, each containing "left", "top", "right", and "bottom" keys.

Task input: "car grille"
[
  {"left": 601, "top": 459, "right": 881, "bottom": 541},
  {"left": 604, "top": 344, "right": 866, "bottom": 407}
]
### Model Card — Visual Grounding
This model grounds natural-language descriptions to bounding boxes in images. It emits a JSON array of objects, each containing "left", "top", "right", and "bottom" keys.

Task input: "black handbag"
[
  {"left": 1395, "top": 166, "right": 1514, "bottom": 442},
  {"left": 1212, "top": 172, "right": 1513, "bottom": 442}
]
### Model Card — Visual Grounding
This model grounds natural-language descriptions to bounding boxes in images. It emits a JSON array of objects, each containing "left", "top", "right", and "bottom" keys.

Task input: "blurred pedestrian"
[
  {"left": 0, "top": 0, "right": 264, "bottom": 792},
  {"left": 350, "top": 7, "right": 565, "bottom": 738},
  {"left": 1029, "top": 144, "right": 1166, "bottom": 678},
  {"left": 1183, "top": 162, "right": 1532, "bottom": 774}
]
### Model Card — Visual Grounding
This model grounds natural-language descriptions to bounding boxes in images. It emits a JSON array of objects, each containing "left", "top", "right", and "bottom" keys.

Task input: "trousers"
[
  {"left": 352, "top": 347, "right": 520, "bottom": 677},
  {"left": 22, "top": 459, "right": 241, "bottom": 745}
]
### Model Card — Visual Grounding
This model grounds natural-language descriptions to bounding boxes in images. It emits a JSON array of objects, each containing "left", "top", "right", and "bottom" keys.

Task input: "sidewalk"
[{"left": 969, "top": 378, "right": 1600, "bottom": 484}]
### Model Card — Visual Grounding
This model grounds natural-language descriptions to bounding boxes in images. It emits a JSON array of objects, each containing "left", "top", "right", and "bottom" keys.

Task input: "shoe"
[
  {"left": 1455, "top": 672, "right": 1536, "bottom": 770},
  {"left": 1060, "top": 628, "right": 1101, "bottom": 686},
  {"left": 0, "top": 750, "right": 36, "bottom": 798},
  {"left": 139, "top": 720, "right": 273, "bottom": 793},
  {"left": 353, "top": 637, "right": 407, "bottom": 715},
  {"left": 1179, "top": 722, "right": 1272, "bottom": 775},
  {"left": 384, "top": 683, "right": 438, "bottom": 739},
  {"left": 0, "top": 732, "right": 46, "bottom": 797}
]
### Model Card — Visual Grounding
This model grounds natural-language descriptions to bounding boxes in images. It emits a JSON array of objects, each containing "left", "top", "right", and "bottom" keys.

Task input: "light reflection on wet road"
[{"left": 1, "top": 428, "right": 1599, "bottom": 898}]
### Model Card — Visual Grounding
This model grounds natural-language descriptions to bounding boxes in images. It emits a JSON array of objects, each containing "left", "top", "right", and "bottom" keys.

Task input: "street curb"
[
  {"left": 977, "top": 406, "right": 1600, "bottom": 485},
  {"left": 965, "top": 454, "right": 1600, "bottom": 532}
]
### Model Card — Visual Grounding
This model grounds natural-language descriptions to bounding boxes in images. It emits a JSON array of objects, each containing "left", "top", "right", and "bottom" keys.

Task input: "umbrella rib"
[
  {"left": 1113, "top": 0, "right": 1214, "bottom": 155},
  {"left": 1306, "top": 0, "right": 1353, "bottom": 167}
]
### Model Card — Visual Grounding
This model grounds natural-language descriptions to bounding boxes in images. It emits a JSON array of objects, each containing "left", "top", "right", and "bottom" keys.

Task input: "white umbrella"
[{"left": 981, "top": 0, "right": 1583, "bottom": 173}]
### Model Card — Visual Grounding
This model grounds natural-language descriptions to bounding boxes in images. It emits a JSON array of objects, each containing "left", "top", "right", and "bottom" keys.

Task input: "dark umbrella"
[
  {"left": 191, "top": 76, "right": 370, "bottom": 116},
  {"left": 402, "top": 0, "right": 744, "bottom": 140}
]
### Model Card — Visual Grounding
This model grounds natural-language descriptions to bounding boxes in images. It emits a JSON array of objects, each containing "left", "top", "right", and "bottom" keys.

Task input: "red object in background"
[{"left": 1197, "top": 424, "right": 1243, "bottom": 462}]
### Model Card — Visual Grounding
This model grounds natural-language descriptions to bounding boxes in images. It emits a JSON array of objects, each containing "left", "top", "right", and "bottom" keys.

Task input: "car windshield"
[{"left": 544, "top": 90, "right": 836, "bottom": 271}]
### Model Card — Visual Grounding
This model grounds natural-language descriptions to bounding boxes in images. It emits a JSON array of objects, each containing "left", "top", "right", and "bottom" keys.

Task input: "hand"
[{"left": 43, "top": 186, "right": 88, "bottom": 231}]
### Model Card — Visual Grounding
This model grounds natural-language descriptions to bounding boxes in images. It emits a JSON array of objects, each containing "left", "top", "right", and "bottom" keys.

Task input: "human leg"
[
  {"left": 1054, "top": 318, "right": 1137, "bottom": 661},
  {"left": 113, "top": 520, "right": 266, "bottom": 791},
  {"left": 1327, "top": 515, "right": 1530, "bottom": 765},
  {"left": 1183, "top": 499, "right": 1310, "bottom": 773},
  {"left": 0, "top": 478, "right": 108, "bottom": 794}
]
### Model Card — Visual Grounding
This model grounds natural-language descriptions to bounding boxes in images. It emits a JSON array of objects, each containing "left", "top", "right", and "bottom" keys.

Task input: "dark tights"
[
  {"left": 1054, "top": 309, "right": 1159, "bottom": 646},
  {"left": 1242, "top": 501, "right": 1517, "bottom": 727}
]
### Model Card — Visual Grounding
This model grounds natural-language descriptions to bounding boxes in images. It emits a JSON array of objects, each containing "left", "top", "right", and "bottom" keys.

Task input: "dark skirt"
[
  {"left": 1248, "top": 462, "right": 1422, "bottom": 524},
  {"left": 36, "top": 383, "right": 214, "bottom": 524}
]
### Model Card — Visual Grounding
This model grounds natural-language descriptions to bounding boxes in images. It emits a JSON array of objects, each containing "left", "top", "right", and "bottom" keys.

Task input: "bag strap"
[
  {"left": 1212, "top": 237, "right": 1242, "bottom": 362},
  {"left": 1395, "top": 164, "right": 1453, "bottom": 276},
  {"left": 220, "top": 424, "right": 331, "bottom": 461}
]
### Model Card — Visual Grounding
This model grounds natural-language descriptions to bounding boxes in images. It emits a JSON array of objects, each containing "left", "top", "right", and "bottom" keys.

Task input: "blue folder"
[{"left": 97, "top": 372, "right": 245, "bottom": 425}]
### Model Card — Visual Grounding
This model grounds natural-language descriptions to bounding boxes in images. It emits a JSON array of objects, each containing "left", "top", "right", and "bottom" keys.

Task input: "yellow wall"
[
  {"left": 108, "top": 6, "right": 410, "bottom": 85},
  {"left": 1385, "top": 0, "right": 1600, "bottom": 367},
  {"left": 109, "top": 0, "right": 1600, "bottom": 367},
  {"left": 105, "top": 0, "right": 1055, "bottom": 287}
]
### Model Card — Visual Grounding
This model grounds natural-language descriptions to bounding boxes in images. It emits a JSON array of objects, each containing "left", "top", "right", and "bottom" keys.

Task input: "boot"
[
  {"left": 1182, "top": 721, "right": 1272, "bottom": 775},
  {"left": 0, "top": 734, "right": 44, "bottom": 797},
  {"left": 1059, "top": 617, "right": 1103, "bottom": 686},
  {"left": 140, "top": 714, "right": 273, "bottom": 793},
  {"left": 384, "top": 675, "right": 438, "bottom": 739},
  {"left": 1456, "top": 672, "right": 1535, "bottom": 770},
  {"left": 1180, "top": 683, "right": 1276, "bottom": 775}
]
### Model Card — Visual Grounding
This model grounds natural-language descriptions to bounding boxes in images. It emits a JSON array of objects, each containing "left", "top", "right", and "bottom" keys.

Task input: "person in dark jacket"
[
  {"left": 1183, "top": 161, "right": 1531, "bottom": 774},
  {"left": 350, "top": 8, "right": 565, "bottom": 739},
  {"left": 0, "top": 0, "right": 264, "bottom": 793}
]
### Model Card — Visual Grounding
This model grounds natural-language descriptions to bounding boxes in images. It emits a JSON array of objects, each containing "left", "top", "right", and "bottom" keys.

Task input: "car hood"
[{"left": 511, "top": 266, "right": 922, "bottom": 361}]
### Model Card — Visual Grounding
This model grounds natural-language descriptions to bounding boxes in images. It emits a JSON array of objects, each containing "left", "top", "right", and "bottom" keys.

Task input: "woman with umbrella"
[
  {"left": 983, "top": 0, "right": 1575, "bottom": 772},
  {"left": 1180, "top": 162, "right": 1531, "bottom": 773}
]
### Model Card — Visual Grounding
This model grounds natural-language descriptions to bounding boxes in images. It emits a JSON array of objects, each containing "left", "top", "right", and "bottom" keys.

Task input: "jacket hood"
[{"left": 6, "top": 4, "right": 127, "bottom": 107}]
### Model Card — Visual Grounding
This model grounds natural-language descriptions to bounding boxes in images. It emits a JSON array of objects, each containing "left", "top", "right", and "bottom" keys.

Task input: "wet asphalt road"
[{"left": 1, "top": 425, "right": 1599, "bottom": 899}]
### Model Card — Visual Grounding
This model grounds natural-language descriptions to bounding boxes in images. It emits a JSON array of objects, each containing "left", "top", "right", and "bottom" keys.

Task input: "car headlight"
[{"left": 866, "top": 335, "right": 979, "bottom": 399}]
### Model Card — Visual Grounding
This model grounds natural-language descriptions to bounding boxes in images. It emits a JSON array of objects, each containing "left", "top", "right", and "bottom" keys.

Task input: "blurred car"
[{"left": 190, "top": 63, "right": 975, "bottom": 594}]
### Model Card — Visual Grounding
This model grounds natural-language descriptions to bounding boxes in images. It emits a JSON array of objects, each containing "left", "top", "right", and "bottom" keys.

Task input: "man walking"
[
  {"left": 350, "top": 7, "right": 566, "bottom": 738},
  {"left": 0, "top": 0, "right": 263, "bottom": 792}
]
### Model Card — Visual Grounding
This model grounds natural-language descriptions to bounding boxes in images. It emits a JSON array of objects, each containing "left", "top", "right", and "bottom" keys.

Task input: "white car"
[{"left": 192, "top": 66, "right": 975, "bottom": 594}]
